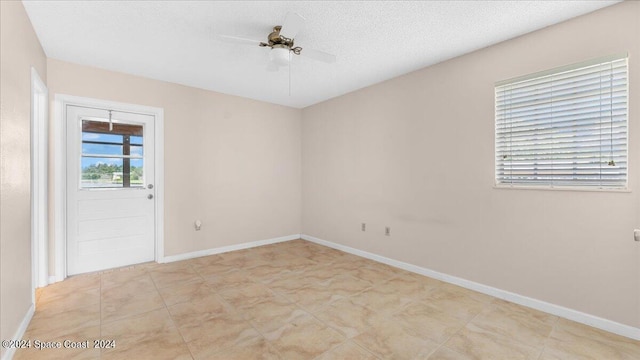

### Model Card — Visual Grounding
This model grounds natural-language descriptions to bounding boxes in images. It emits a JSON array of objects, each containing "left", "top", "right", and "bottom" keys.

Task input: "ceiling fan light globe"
[{"left": 269, "top": 47, "right": 290, "bottom": 66}]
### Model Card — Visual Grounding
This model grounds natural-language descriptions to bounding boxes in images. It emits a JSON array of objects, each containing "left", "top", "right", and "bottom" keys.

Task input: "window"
[
  {"left": 495, "top": 55, "right": 628, "bottom": 189},
  {"left": 81, "top": 120, "right": 144, "bottom": 188}
]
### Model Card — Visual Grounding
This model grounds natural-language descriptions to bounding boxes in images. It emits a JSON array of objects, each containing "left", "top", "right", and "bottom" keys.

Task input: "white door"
[{"left": 66, "top": 105, "right": 155, "bottom": 275}]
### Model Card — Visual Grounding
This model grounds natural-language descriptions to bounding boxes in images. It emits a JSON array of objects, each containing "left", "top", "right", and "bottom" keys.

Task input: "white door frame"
[
  {"left": 31, "top": 67, "right": 48, "bottom": 299},
  {"left": 53, "top": 94, "right": 164, "bottom": 282}
]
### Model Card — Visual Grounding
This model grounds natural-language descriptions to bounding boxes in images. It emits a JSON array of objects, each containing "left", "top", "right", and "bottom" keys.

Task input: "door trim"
[
  {"left": 53, "top": 94, "right": 164, "bottom": 282},
  {"left": 31, "top": 67, "right": 48, "bottom": 297}
]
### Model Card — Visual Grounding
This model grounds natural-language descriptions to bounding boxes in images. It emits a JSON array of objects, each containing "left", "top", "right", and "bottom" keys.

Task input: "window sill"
[{"left": 493, "top": 184, "right": 631, "bottom": 193}]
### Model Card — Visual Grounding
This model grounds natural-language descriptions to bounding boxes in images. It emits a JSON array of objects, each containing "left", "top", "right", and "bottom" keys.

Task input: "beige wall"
[
  {"left": 0, "top": 1, "right": 47, "bottom": 354},
  {"left": 46, "top": 59, "right": 301, "bottom": 268},
  {"left": 302, "top": 1, "right": 640, "bottom": 328},
  {"left": 2, "top": 0, "right": 637, "bottom": 346}
]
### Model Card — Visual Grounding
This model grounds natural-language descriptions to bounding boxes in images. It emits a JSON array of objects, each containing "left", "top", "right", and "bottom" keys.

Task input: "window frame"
[{"left": 493, "top": 54, "right": 630, "bottom": 192}]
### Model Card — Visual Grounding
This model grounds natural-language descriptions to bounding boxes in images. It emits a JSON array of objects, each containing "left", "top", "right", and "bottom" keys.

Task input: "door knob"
[
  {"left": 147, "top": 184, "right": 154, "bottom": 189},
  {"left": 147, "top": 194, "right": 154, "bottom": 200}
]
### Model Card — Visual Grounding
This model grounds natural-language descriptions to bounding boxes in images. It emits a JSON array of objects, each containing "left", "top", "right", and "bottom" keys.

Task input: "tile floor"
[{"left": 15, "top": 239, "right": 640, "bottom": 359}]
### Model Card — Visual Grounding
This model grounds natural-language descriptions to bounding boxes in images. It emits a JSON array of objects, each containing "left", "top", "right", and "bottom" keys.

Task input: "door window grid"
[{"left": 80, "top": 120, "right": 144, "bottom": 188}]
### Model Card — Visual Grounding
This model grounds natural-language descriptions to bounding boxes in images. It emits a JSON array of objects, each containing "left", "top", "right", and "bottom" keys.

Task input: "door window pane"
[
  {"left": 130, "top": 145, "right": 143, "bottom": 156},
  {"left": 82, "top": 143, "right": 122, "bottom": 156},
  {"left": 130, "top": 159, "right": 144, "bottom": 187},
  {"left": 81, "top": 157, "right": 124, "bottom": 188},
  {"left": 82, "top": 132, "right": 122, "bottom": 143},
  {"left": 131, "top": 135, "right": 143, "bottom": 145}
]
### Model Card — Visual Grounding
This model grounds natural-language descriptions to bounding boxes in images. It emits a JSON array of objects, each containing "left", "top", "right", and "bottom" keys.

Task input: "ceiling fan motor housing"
[
  {"left": 268, "top": 26, "right": 294, "bottom": 47},
  {"left": 260, "top": 26, "right": 302, "bottom": 56}
]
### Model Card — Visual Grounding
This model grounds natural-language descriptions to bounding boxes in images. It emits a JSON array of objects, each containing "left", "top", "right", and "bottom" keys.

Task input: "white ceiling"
[{"left": 23, "top": 0, "right": 619, "bottom": 108}]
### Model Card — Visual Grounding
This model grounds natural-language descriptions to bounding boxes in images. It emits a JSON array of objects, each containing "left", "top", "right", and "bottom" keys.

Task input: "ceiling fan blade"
[
  {"left": 279, "top": 12, "right": 305, "bottom": 39},
  {"left": 214, "top": 34, "right": 263, "bottom": 46},
  {"left": 300, "top": 48, "right": 336, "bottom": 63}
]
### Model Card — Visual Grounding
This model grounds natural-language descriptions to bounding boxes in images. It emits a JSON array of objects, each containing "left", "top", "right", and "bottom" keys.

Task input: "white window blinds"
[{"left": 495, "top": 55, "right": 628, "bottom": 189}]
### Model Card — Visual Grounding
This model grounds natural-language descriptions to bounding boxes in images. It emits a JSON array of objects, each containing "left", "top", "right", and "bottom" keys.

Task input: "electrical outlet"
[
  {"left": 361, "top": 223, "right": 366, "bottom": 231},
  {"left": 385, "top": 226, "right": 391, "bottom": 236}
]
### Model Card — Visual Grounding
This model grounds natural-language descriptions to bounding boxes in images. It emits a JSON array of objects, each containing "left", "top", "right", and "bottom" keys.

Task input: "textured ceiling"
[{"left": 22, "top": 1, "right": 619, "bottom": 108}]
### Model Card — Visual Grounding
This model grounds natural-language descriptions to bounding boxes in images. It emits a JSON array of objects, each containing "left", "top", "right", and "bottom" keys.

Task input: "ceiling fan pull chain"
[{"left": 289, "top": 52, "right": 292, "bottom": 96}]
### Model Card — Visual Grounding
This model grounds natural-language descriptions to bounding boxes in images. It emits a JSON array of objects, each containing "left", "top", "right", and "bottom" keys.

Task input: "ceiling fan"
[{"left": 215, "top": 12, "right": 336, "bottom": 70}]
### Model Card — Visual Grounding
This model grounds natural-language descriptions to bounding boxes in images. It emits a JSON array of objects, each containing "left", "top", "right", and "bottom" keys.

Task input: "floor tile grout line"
[
  {"left": 309, "top": 303, "right": 384, "bottom": 359},
  {"left": 229, "top": 296, "right": 285, "bottom": 358},
  {"left": 101, "top": 267, "right": 191, "bottom": 355},
  {"left": 536, "top": 315, "right": 561, "bottom": 360},
  {"left": 150, "top": 264, "right": 196, "bottom": 360},
  {"left": 457, "top": 300, "right": 559, "bottom": 358},
  {"left": 425, "top": 301, "right": 488, "bottom": 358},
  {"left": 429, "top": 345, "right": 469, "bottom": 360},
  {"left": 245, "top": 251, "right": 350, "bottom": 358},
  {"left": 193, "top": 256, "right": 281, "bottom": 357},
  {"left": 27, "top": 241, "right": 636, "bottom": 359},
  {"left": 100, "top": 272, "right": 163, "bottom": 325},
  {"left": 347, "top": 339, "right": 383, "bottom": 360},
  {"left": 289, "top": 263, "right": 403, "bottom": 359}
]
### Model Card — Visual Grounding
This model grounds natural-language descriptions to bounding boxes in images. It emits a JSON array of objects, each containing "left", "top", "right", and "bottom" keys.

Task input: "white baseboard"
[
  {"left": 44, "top": 235, "right": 302, "bottom": 282},
  {"left": 47, "top": 275, "right": 63, "bottom": 285},
  {"left": 161, "top": 234, "right": 301, "bottom": 263},
  {"left": 301, "top": 234, "right": 640, "bottom": 341},
  {"left": 1, "top": 303, "right": 35, "bottom": 360}
]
